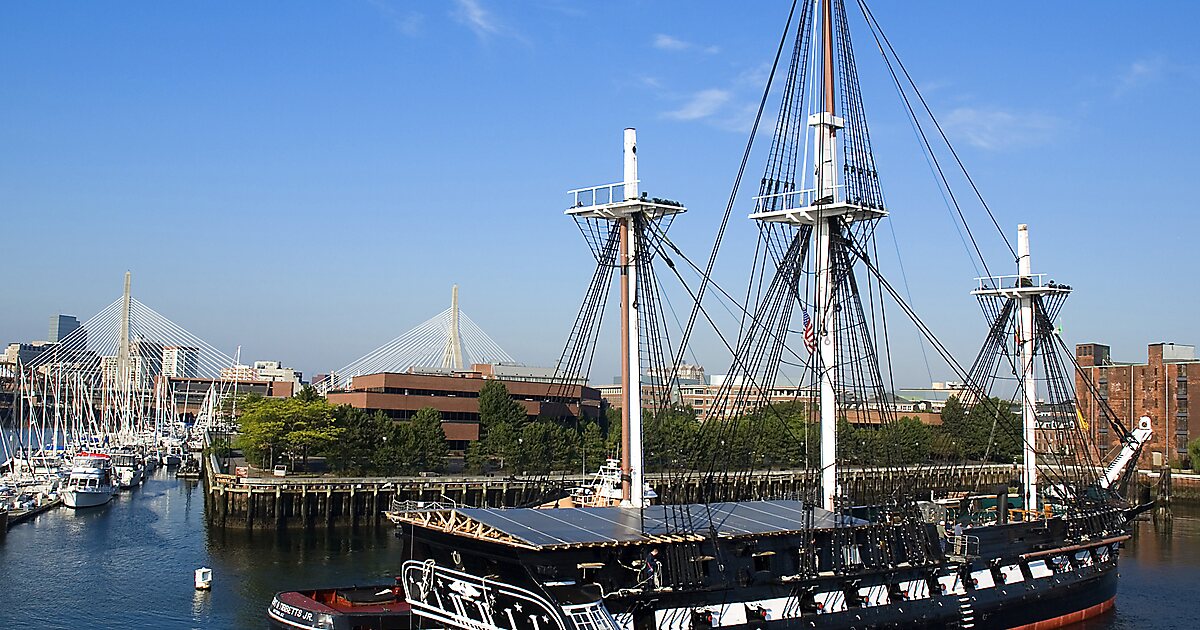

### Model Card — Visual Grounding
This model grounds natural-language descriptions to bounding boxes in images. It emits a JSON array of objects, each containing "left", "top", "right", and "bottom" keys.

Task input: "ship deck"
[{"left": 391, "top": 499, "right": 862, "bottom": 550}]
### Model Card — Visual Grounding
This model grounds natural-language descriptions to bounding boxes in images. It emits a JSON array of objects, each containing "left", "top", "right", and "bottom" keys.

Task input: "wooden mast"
[{"left": 619, "top": 216, "right": 632, "bottom": 503}]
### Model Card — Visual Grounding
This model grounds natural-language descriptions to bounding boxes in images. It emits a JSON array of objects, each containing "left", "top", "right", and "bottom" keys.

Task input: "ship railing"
[
  {"left": 752, "top": 185, "right": 848, "bottom": 212},
  {"left": 568, "top": 180, "right": 640, "bottom": 209},
  {"left": 947, "top": 534, "right": 980, "bottom": 559},
  {"left": 972, "top": 273, "right": 1057, "bottom": 291},
  {"left": 402, "top": 559, "right": 617, "bottom": 630},
  {"left": 389, "top": 499, "right": 455, "bottom": 514}
]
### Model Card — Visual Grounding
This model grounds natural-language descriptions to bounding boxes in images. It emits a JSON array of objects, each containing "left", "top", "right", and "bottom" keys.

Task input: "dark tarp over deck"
[{"left": 448, "top": 500, "right": 860, "bottom": 549}]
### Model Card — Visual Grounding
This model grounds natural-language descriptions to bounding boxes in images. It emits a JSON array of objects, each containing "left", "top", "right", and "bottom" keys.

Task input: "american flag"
[{"left": 802, "top": 306, "right": 817, "bottom": 354}]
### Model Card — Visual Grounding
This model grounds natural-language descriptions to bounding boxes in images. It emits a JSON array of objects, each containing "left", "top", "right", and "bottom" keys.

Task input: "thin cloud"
[
  {"left": 943, "top": 107, "right": 1061, "bottom": 150},
  {"left": 654, "top": 34, "right": 690, "bottom": 51},
  {"left": 453, "top": 0, "right": 521, "bottom": 41},
  {"left": 654, "top": 33, "right": 720, "bottom": 54},
  {"left": 1115, "top": 56, "right": 1167, "bottom": 95},
  {"left": 664, "top": 89, "right": 732, "bottom": 121},
  {"left": 367, "top": 0, "right": 423, "bottom": 36},
  {"left": 638, "top": 75, "right": 664, "bottom": 90}
]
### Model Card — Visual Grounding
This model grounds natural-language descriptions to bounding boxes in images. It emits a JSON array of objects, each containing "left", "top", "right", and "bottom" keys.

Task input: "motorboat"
[{"left": 61, "top": 452, "right": 116, "bottom": 509}]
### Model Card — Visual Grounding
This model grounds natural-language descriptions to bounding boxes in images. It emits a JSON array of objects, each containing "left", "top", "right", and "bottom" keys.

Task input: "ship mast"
[
  {"left": 815, "top": 0, "right": 840, "bottom": 514},
  {"left": 747, "top": 0, "right": 888, "bottom": 512},
  {"left": 1016, "top": 225, "right": 1038, "bottom": 513},
  {"left": 565, "top": 129, "right": 685, "bottom": 508},
  {"left": 971, "top": 224, "right": 1071, "bottom": 516},
  {"left": 620, "top": 129, "right": 643, "bottom": 507}
]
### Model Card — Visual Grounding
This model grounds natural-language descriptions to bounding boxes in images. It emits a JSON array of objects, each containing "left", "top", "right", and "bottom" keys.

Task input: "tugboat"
[
  {"left": 386, "top": 2, "right": 1154, "bottom": 629},
  {"left": 268, "top": 583, "right": 411, "bottom": 630}
]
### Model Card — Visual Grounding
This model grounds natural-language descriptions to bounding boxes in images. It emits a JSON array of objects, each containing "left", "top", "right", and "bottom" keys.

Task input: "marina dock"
[
  {"left": 202, "top": 453, "right": 1019, "bottom": 530},
  {"left": 4, "top": 498, "right": 62, "bottom": 531}
]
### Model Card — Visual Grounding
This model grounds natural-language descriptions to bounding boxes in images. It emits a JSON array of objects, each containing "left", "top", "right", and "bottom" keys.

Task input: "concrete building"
[
  {"left": 326, "top": 367, "right": 602, "bottom": 452},
  {"left": 896, "top": 382, "right": 973, "bottom": 413},
  {"left": 48, "top": 314, "right": 81, "bottom": 343},
  {"left": 1076, "top": 342, "right": 1200, "bottom": 467},
  {"left": 162, "top": 346, "right": 201, "bottom": 378},
  {"left": 220, "top": 364, "right": 259, "bottom": 381},
  {"left": 253, "top": 360, "right": 304, "bottom": 388},
  {"left": 3, "top": 341, "right": 54, "bottom": 366}
]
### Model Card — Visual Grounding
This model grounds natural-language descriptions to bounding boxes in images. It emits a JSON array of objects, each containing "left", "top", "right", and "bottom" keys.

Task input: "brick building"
[
  {"left": 1076, "top": 342, "right": 1199, "bottom": 467},
  {"left": 326, "top": 368, "right": 602, "bottom": 452}
]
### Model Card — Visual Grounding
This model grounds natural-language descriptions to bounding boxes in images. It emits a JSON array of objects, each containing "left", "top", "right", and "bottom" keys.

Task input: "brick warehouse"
[
  {"left": 1076, "top": 342, "right": 1199, "bottom": 468},
  {"left": 326, "top": 369, "right": 602, "bottom": 451}
]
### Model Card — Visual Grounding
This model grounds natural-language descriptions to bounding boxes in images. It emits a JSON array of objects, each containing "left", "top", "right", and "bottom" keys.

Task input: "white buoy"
[{"left": 195, "top": 567, "right": 213, "bottom": 591}]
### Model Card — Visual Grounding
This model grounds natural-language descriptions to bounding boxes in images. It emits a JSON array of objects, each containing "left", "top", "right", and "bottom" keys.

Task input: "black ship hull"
[{"left": 395, "top": 500, "right": 1129, "bottom": 630}]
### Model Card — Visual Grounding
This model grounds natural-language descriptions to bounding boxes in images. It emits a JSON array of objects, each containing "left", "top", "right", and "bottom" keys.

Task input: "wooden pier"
[
  {"left": 202, "top": 454, "right": 1019, "bottom": 530},
  {"left": 4, "top": 498, "right": 62, "bottom": 530}
]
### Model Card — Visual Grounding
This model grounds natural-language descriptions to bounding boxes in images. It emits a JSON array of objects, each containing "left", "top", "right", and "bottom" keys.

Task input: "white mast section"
[
  {"left": 442, "top": 285, "right": 465, "bottom": 370},
  {"left": 1016, "top": 224, "right": 1039, "bottom": 513},
  {"left": 623, "top": 128, "right": 646, "bottom": 508}
]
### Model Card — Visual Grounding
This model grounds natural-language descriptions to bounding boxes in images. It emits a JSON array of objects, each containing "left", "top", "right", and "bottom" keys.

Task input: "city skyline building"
[
  {"left": 162, "top": 345, "right": 201, "bottom": 378},
  {"left": 253, "top": 360, "right": 304, "bottom": 388},
  {"left": 48, "top": 314, "right": 80, "bottom": 343}
]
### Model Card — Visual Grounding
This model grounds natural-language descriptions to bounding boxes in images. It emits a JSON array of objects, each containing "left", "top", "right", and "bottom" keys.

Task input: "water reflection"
[
  {"left": 1, "top": 456, "right": 1195, "bottom": 629},
  {"left": 1074, "top": 504, "right": 1199, "bottom": 630}
]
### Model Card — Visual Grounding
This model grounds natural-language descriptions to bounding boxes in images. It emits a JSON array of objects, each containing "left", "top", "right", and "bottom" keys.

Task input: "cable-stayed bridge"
[
  {"left": 320, "top": 285, "right": 514, "bottom": 392},
  {"left": 26, "top": 272, "right": 236, "bottom": 389}
]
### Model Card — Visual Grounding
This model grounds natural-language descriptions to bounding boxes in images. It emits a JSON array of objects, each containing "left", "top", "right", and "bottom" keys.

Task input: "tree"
[
  {"left": 937, "top": 395, "right": 1021, "bottom": 463},
  {"left": 295, "top": 385, "right": 322, "bottom": 403},
  {"left": 876, "top": 416, "right": 933, "bottom": 464},
  {"left": 373, "top": 421, "right": 417, "bottom": 475},
  {"left": 645, "top": 407, "right": 699, "bottom": 471},
  {"left": 1188, "top": 437, "right": 1200, "bottom": 473},
  {"left": 326, "top": 407, "right": 385, "bottom": 475},
  {"left": 411, "top": 407, "right": 449, "bottom": 472},
  {"left": 479, "top": 380, "right": 528, "bottom": 430},
  {"left": 579, "top": 420, "right": 606, "bottom": 473},
  {"left": 235, "top": 396, "right": 341, "bottom": 470}
]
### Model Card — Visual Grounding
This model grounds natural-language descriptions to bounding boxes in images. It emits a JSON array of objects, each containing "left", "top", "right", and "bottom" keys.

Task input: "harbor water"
[{"left": 1, "top": 465, "right": 1198, "bottom": 628}]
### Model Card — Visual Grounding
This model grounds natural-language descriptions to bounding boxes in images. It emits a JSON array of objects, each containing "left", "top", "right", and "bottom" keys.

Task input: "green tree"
[
  {"left": 876, "top": 416, "right": 933, "bottom": 464},
  {"left": 295, "top": 385, "right": 322, "bottom": 403},
  {"left": 235, "top": 396, "right": 341, "bottom": 470},
  {"left": 579, "top": 420, "right": 607, "bottom": 473},
  {"left": 937, "top": 396, "right": 1021, "bottom": 462},
  {"left": 518, "top": 420, "right": 568, "bottom": 475},
  {"left": 326, "top": 407, "right": 386, "bottom": 474},
  {"left": 411, "top": 407, "right": 449, "bottom": 472},
  {"left": 373, "top": 421, "right": 417, "bottom": 475},
  {"left": 479, "top": 380, "right": 528, "bottom": 430},
  {"left": 645, "top": 407, "right": 699, "bottom": 471},
  {"left": 1188, "top": 437, "right": 1200, "bottom": 473}
]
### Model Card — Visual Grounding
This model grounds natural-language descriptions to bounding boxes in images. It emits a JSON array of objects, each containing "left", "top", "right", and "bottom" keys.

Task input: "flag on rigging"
[{"left": 802, "top": 305, "right": 817, "bottom": 354}]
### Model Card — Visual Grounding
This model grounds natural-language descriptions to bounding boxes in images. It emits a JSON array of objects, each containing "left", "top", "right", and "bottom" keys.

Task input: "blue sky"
[{"left": 2, "top": 1, "right": 1198, "bottom": 386}]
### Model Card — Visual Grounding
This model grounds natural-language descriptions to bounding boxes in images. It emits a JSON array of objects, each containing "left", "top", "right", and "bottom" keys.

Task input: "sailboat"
[{"left": 384, "top": 2, "right": 1151, "bottom": 629}]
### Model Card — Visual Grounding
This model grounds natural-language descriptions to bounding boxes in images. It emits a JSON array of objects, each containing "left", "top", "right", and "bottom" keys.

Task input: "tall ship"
[{"left": 386, "top": 2, "right": 1153, "bottom": 629}]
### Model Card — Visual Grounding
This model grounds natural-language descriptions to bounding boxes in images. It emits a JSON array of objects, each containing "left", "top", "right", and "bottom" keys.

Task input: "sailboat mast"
[
  {"left": 1017, "top": 224, "right": 1039, "bottom": 513},
  {"left": 620, "top": 128, "right": 646, "bottom": 508},
  {"left": 816, "top": 0, "right": 842, "bottom": 512}
]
